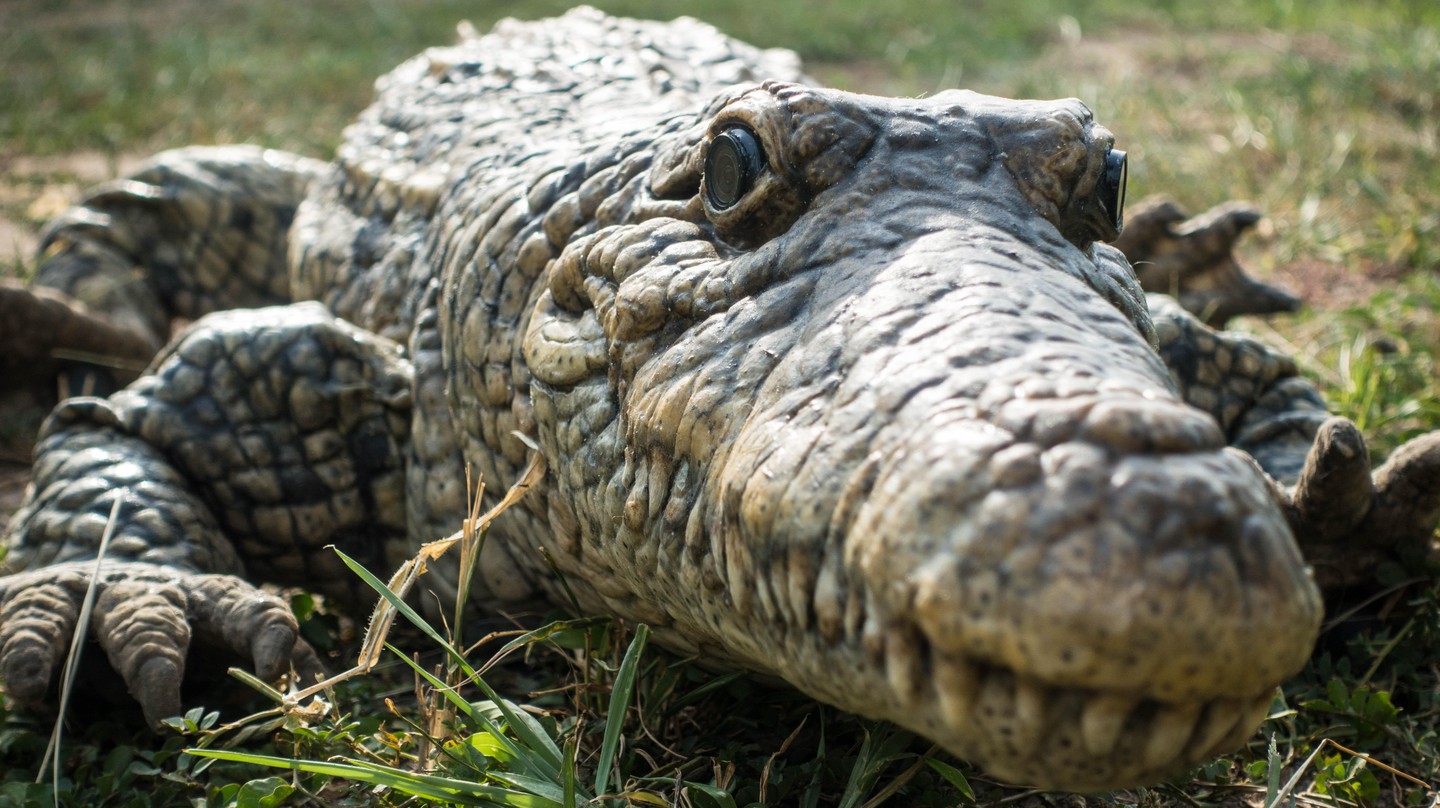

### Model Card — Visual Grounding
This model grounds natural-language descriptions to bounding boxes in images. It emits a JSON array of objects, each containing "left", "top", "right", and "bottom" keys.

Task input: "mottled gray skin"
[{"left": 3, "top": 8, "right": 1439, "bottom": 792}]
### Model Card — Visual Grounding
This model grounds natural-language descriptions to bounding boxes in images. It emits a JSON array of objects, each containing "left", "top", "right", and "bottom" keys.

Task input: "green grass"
[{"left": 2, "top": 0, "right": 1439, "bottom": 805}]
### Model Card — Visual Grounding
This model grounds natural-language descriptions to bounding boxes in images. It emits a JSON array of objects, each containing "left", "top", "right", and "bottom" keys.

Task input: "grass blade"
[
  {"left": 837, "top": 725, "right": 912, "bottom": 808},
  {"left": 487, "top": 771, "right": 570, "bottom": 803},
  {"left": 595, "top": 623, "right": 650, "bottom": 803},
  {"left": 333, "top": 547, "right": 473, "bottom": 673},
  {"left": 924, "top": 758, "right": 975, "bottom": 801},
  {"left": 486, "top": 617, "right": 610, "bottom": 665},
  {"left": 389, "top": 644, "right": 568, "bottom": 786},
  {"left": 344, "top": 756, "right": 565, "bottom": 807},
  {"left": 562, "top": 734, "right": 579, "bottom": 808},
  {"left": 335, "top": 545, "right": 563, "bottom": 775},
  {"left": 184, "top": 748, "right": 545, "bottom": 805},
  {"left": 682, "top": 781, "right": 738, "bottom": 808},
  {"left": 40, "top": 495, "right": 124, "bottom": 794},
  {"left": 659, "top": 670, "right": 748, "bottom": 717},
  {"left": 467, "top": 670, "right": 566, "bottom": 776}
]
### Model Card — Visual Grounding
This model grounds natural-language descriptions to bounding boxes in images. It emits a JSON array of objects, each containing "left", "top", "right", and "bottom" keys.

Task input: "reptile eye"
[
  {"left": 1100, "top": 148, "right": 1127, "bottom": 233},
  {"left": 705, "top": 127, "right": 764, "bottom": 210}
]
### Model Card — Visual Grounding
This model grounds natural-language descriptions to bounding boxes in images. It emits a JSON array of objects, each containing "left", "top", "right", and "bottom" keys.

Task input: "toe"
[
  {"left": 93, "top": 579, "right": 190, "bottom": 729},
  {"left": 0, "top": 569, "right": 87, "bottom": 705},
  {"left": 1291, "top": 417, "right": 1374, "bottom": 543},
  {"left": 289, "top": 638, "right": 327, "bottom": 690},
  {"left": 1367, "top": 431, "right": 1440, "bottom": 548},
  {"left": 186, "top": 574, "right": 313, "bottom": 683},
  {"left": 251, "top": 623, "right": 300, "bottom": 680}
]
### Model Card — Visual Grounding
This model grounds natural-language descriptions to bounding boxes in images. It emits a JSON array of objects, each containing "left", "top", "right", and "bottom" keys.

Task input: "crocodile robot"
[{"left": 2, "top": 8, "right": 1438, "bottom": 792}]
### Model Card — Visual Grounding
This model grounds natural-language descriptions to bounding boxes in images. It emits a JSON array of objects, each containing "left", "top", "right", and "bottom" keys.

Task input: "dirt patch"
[
  {"left": 0, "top": 219, "right": 35, "bottom": 267},
  {"left": 808, "top": 58, "right": 915, "bottom": 96},
  {"left": 1271, "top": 259, "right": 1409, "bottom": 310},
  {"left": 3, "top": 151, "right": 147, "bottom": 184},
  {"left": 1030, "top": 26, "right": 1351, "bottom": 92}
]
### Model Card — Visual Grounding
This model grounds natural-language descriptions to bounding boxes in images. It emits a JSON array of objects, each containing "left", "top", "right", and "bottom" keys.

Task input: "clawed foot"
[
  {"left": 1114, "top": 197, "right": 1301, "bottom": 327},
  {"left": 0, "top": 560, "right": 323, "bottom": 728},
  {"left": 0, "top": 280, "right": 154, "bottom": 403},
  {"left": 1284, "top": 418, "right": 1440, "bottom": 592}
]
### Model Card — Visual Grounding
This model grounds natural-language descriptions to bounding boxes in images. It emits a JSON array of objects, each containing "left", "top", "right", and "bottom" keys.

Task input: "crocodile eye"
[
  {"left": 1100, "top": 148, "right": 1127, "bottom": 233},
  {"left": 705, "top": 127, "right": 764, "bottom": 210}
]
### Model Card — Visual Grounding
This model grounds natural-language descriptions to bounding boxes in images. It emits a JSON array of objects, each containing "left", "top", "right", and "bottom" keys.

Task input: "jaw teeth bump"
[
  {"left": 1080, "top": 692, "right": 1136, "bottom": 756},
  {"left": 1212, "top": 690, "right": 1277, "bottom": 754},
  {"left": 1184, "top": 696, "right": 1249, "bottom": 761},
  {"left": 1011, "top": 679, "right": 1049, "bottom": 756},
  {"left": 907, "top": 645, "right": 1279, "bottom": 788},
  {"left": 935, "top": 654, "right": 980, "bottom": 727},
  {"left": 1143, "top": 701, "right": 1203, "bottom": 770},
  {"left": 883, "top": 625, "right": 926, "bottom": 706}
]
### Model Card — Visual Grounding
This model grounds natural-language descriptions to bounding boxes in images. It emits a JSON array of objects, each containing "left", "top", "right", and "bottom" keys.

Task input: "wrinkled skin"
[{"left": 2, "top": 9, "right": 1439, "bottom": 792}]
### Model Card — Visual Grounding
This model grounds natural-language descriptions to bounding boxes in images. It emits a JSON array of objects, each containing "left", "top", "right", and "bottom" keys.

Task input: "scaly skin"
[{"left": 2, "top": 9, "right": 1438, "bottom": 792}]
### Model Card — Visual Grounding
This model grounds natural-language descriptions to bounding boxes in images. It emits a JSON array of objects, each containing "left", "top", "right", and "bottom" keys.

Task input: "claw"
[
  {"left": 0, "top": 562, "right": 321, "bottom": 727},
  {"left": 289, "top": 639, "right": 327, "bottom": 689},
  {"left": 1, "top": 640, "right": 57, "bottom": 704},
  {"left": 133, "top": 655, "right": 185, "bottom": 729},
  {"left": 186, "top": 573, "right": 319, "bottom": 685},
  {"left": 1291, "top": 417, "right": 1374, "bottom": 543},
  {"left": 252, "top": 623, "right": 299, "bottom": 680},
  {"left": 1290, "top": 428, "right": 1440, "bottom": 592}
]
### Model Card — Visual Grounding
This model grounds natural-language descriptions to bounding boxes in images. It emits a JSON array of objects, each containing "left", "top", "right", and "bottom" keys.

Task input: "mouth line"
[{"left": 895, "top": 646, "right": 1276, "bottom": 790}]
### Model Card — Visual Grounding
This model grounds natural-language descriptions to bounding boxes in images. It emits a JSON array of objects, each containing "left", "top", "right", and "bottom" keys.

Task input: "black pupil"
[
  {"left": 1104, "top": 149, "right": 1128, "bottom": 232},
  {"left": 706, "top": 128, "right": 761, "bottom": 209}
]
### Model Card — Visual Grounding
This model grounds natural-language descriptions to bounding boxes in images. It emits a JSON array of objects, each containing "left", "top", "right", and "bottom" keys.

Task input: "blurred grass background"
[
  {"left": 3, "top": 0, "right": 1437, "bottom": 269},
  {"left": 2, "top": 0, "right": 1437, "bottom": 278},
  {"left": 1, "top": 0, "right": 1439, "bottom": 804}
]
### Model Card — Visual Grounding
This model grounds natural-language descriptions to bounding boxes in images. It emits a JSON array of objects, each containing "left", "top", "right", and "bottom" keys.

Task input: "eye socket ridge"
[{"left": 704, "top": 126, "right": 765, "bottom": 210}]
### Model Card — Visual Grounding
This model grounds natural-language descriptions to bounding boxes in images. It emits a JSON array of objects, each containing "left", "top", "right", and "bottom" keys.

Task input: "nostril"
[{"left": 1100, "top": 148, "right": 1127, "bottom": 235}]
